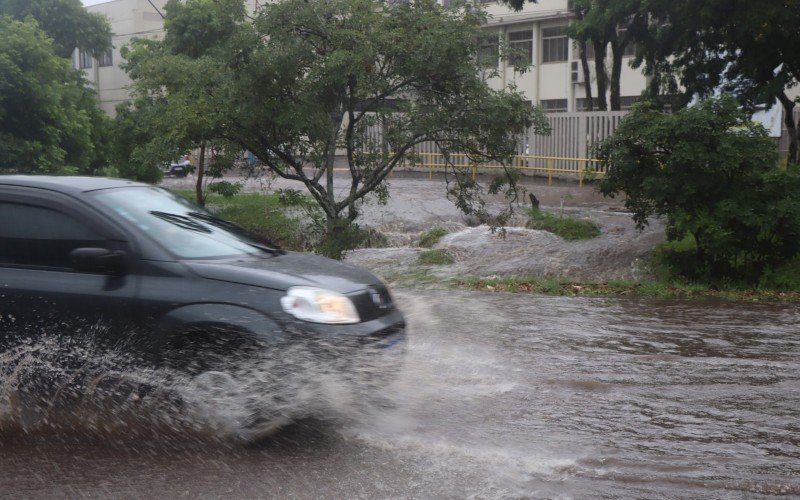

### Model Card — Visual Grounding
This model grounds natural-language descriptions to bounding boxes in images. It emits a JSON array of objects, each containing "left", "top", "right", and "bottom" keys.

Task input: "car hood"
[{"left": 183, "top": 251, "right": 381, "bottom": 294}]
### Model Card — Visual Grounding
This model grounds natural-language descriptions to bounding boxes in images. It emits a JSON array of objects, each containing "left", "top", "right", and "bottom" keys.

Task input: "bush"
[
  {"left": 418, "top": 249, "right": 454, "bottom": 265},
  {"left": 276, "top": 188, "right": 306, "bottom": 206},
  {"left": 419, "top": 227, "right": 448, "bottom": 248},
  {"left": 598, "top": 96, "right": 800, "bottom": 283},
  {"left": 207, "top": 180, "right": 241, "bottom": 198},
  {"left": 525, "top": 208, "right": 601, "bottom": 240},
  {"left": 315, "top": 220, "right": 388, "bottom": 260}
]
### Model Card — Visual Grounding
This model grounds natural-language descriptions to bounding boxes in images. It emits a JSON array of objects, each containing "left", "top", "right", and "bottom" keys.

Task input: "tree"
[
  {"left": 631, "top": 0, "right": 800, "bottom": 162},
  {"left": 0, "top": 0, "right": 111, "bottom": 58},
  {"left": 598, "top": 97, "right": 800, "bottom": 281},
  {"left": 0, "top": 16, "right": 109, "bottom": 174},
  {"left": 567, "top": 0, "right": 611, "bottom": 110},
  {"left": 119, "top": 0, "right": 246, "bottom": 204},
  {"left": 566, "top": 0, "right": 646, "bottom": 111},
  {"left": 124, "top": 0, "right": 548, "bottom": 257},
  {"left": 110, "top": 97, "right": 177, "bottom": 183}
]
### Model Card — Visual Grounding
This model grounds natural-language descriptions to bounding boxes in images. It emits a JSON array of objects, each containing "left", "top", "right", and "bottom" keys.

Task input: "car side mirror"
[{"left": 70, "top": 248, "right": 128, "bottom": 276}]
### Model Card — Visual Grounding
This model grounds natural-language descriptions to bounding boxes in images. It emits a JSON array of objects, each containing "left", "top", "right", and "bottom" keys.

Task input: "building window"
[
  {"left": 575, "top": 96, "right": 639, "bottom": 111},
  {"left": 576, "top": 98, "right": 597, "bottom": 111},
  {"left": 575, "top": 40, "right": 594, "bottom": 62},
  {"left": 617, "top": 28, "right": 637, "bottom": 57},
  {"left": 79, "top": 50, "right": 93, "bottom": 69},
  {"left": 540, "top": 99, "right": 568, "bottom": 113},
  {"left": 541, "top": 26, "right": 568, "bottom": 63},
  {"left": 98, "top": 49, "right": 113, "bottom": 67},
  {"left": 619, "top": 95, "right": 639, "bottom": 110},
  {"left": 477, "top": 33, "right": 499, "bottom": 68},
  {"left": 508, "top": 30, "right": 533, "bottom": 67}
]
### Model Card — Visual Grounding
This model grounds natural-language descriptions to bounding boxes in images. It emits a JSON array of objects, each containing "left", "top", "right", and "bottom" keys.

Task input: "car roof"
[{"left": 0, "top": 175, "right": 151, "bottom": 195}]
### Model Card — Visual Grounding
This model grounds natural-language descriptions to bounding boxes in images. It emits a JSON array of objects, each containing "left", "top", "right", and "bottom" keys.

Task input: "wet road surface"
[{"left": 2, "top": 290, "right": 799, "bottom": 498}]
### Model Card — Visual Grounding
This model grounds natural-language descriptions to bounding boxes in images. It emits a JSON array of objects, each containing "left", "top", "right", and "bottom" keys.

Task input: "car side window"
[{"left": 0, "top": 202, "right": 106, "bottom": 270}]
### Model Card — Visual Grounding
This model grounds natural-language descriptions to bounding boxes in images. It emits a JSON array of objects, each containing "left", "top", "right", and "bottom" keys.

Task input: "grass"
[
  {"left": 417, "top": 249, "right": 454, "bottom": 265},
  {"left": 526, "top": 208, "right": 601, "bottom": 240},
  {"left": 419, "top": 226, "right": 448, "bottom": 248},
  {"left": 172, "top": 190, "right": 314, "bottom": 250}
]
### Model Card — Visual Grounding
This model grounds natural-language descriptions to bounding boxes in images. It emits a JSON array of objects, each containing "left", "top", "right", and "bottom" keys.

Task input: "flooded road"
[{"left": 2, "top": 290, "right": 800, "bottom": 498}]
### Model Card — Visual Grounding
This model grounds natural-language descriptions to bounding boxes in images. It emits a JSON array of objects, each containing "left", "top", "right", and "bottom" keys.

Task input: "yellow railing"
[
  {"left": 414, "top": 152, "right": 605, "bottom": 187},
  {"left": 334, "top": 152, "right": 605, "bottom": 187}
]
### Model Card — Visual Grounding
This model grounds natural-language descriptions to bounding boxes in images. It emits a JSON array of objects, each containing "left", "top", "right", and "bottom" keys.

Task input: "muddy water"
[{"left": 1, "top": 290, "right": 799, "bottom": 498}]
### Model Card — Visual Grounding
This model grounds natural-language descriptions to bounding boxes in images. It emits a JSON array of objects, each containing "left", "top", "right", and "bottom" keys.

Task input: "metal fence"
[
  {"left": 413, "top": 152, "right": 604, "bottom": 186},
  {"left": 364, "top": 105, "right": 797, "bottom": 179},
  {"left": 378, "top": 111, "right": 628, "bottom": 182}
]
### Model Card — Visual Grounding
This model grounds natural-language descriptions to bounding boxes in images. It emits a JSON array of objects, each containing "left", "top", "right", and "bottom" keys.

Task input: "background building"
[
  {"left": 480, "top": 0, "right": 647, "bottom": 112},
  {"left": 80, "top": 0, "right": 650, "bottom": 117},
  {"left": 76, "top": 0, "right": 168, "bottom": 116}
]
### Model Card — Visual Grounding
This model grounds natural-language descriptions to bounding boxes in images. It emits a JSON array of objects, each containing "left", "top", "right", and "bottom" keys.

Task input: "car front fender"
[{"left": 155, "top": 303, "right": 285, "bottom": 347}]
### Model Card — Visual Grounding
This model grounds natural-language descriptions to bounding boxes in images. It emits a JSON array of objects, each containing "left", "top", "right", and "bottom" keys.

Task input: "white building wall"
[
  {"left": 81, "top": 0, "right": 262, "bottom": 116},
  {"left": 79, "top": 0, "right": 168, "bottom": 116},
  {"left": 481, "top": 0, "right": 648, "bottom": 112},
  {"left": 82, "top": 0, "right": 648, "bottom": 116}
]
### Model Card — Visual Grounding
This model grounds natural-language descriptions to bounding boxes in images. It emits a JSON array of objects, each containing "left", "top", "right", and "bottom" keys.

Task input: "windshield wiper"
[
  {"left": 150, "top": 211, "right": 212, "bottom": 233},
  {"left": 187, "top": 211, "right": 286, "bottom": 255}
]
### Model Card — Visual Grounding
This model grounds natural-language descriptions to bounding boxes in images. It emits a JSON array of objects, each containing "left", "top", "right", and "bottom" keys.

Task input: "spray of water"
[{"left": 0, "top": 323, "right": 402, "bottom": 443}]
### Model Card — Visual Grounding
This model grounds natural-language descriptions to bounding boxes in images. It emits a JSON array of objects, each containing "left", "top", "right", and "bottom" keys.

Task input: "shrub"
[
  {"left": 598, "top": 96, "right": 800, "bottom": 283},
  {"left": 525, "top": 208, "right": 601, "bottom": 240},
  {"left": 276, "top": 188, "right": 306, "bottom": 206},
  {"left": 419, "top": 226, "right": 448, "bottom": 248},
  {"left": 207, "top": 180, "right": 241, "bottom": 198},
  {"left": 418, "top": 249, "right": 454, "bottom": 265},
  {"left": 315, "top": 220, "right": 388, "bottom": 260}
]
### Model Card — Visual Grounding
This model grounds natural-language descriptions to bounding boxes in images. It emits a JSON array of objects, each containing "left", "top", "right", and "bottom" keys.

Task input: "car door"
[{"left": 0, "top": 188, "right": 141, "bottom": 352}]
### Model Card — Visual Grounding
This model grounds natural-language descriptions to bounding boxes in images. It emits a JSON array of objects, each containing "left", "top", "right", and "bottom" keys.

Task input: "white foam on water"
[{"left": 0, "top": 325, "right": 400, "bottom": 441}]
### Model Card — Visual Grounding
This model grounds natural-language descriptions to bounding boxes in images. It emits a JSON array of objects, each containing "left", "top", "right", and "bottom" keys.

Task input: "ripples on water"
[{"left": 1, "top": 291, "right": 800, "bottom": 498}]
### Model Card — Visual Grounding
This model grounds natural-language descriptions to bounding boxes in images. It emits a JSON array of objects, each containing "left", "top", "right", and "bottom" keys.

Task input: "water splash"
[{"left": 0, "top": 325, "right": 401, "bottom": 442}]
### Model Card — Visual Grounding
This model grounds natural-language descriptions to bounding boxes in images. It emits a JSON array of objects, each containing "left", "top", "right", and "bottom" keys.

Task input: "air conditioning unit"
[{"left": 571, "top": 61, "right": 584, "bottom": 83}]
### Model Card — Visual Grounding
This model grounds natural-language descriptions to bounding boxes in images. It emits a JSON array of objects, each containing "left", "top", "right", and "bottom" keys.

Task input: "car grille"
[{"left": 351, "top": 284, "right": 396, "bottom": 322}]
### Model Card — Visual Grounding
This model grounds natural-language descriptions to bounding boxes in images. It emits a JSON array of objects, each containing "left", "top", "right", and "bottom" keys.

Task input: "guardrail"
[{"left": 413, "top": 152, "right": 605, "bottom": 187}]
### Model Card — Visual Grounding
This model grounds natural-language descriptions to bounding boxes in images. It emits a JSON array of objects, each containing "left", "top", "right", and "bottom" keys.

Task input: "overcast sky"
[{"left": 82, "top": 0, "right": 111, "bottom": 6}]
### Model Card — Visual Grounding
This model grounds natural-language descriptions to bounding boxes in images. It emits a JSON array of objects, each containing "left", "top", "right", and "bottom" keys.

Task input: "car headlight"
[{"left": 279, "top": 287, "right": 360, "bottom": 324}]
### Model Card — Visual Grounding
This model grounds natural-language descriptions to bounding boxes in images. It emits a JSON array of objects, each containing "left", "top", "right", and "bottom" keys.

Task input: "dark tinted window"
[{"left": 0, "top": 203, "right": 105, "bottom": 269}]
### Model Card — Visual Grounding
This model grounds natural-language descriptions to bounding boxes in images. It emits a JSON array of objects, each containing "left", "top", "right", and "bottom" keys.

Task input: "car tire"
[{"left": 161, "top": 330, "right": 292, "bottom": 440}]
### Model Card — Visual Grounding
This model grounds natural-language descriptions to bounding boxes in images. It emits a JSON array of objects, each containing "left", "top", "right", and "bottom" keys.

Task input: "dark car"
[
  {"left": 162, "top": 157, "right": 190, "bottom": 177},
  {"left": 0, "top": 176, "right": 405, "bottom": 430}
]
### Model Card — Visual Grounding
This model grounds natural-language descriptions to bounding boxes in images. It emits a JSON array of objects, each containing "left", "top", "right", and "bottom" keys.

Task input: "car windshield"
[{"left": 92, "top": 187, "right": 277, "bottom": 259}]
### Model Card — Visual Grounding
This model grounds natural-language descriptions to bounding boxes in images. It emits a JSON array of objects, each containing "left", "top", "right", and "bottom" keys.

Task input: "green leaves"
[
  {"left": 123, "top": 0, "right": 546, "bottom": 257},
  {"left": 0, "top": 16, "right": 108, "bottom": 175},
  {"left": 0, "top": 0, "right": 112, "bottom": 58},
  {"left": 598, "top": 96, "right": 800, "bottom": 282}
]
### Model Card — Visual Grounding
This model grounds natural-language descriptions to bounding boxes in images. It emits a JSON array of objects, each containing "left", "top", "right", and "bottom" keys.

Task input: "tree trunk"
[
  {"left": 579, "top": 40, "right": 593, "bottom": 111},
  {"left": 778, "top": 92, "right": 798, "bottom": 164},
  {"left": 592, "top": 40, "right": 609, "bottom": 111},
  {"left": 609, "top": 41, "right": 623, "bottom": 111},
  {"left": 195, "top": 142, "right": 206, "bottom": 206}
]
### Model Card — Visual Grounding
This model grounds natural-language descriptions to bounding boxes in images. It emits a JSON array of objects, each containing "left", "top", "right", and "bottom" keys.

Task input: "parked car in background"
[{"left": 162, "top": 154, "right": 191, "bottom": 177}]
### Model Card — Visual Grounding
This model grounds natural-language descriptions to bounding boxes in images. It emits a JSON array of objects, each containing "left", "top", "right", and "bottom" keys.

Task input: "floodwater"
[{"left": 1, "top": 290, "right": 799, "bottom": 498}]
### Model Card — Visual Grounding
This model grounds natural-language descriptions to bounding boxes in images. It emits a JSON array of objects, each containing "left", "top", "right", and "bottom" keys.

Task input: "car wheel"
[{"left": 162, "top": 330, "right": 292, "bottom": 440}]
